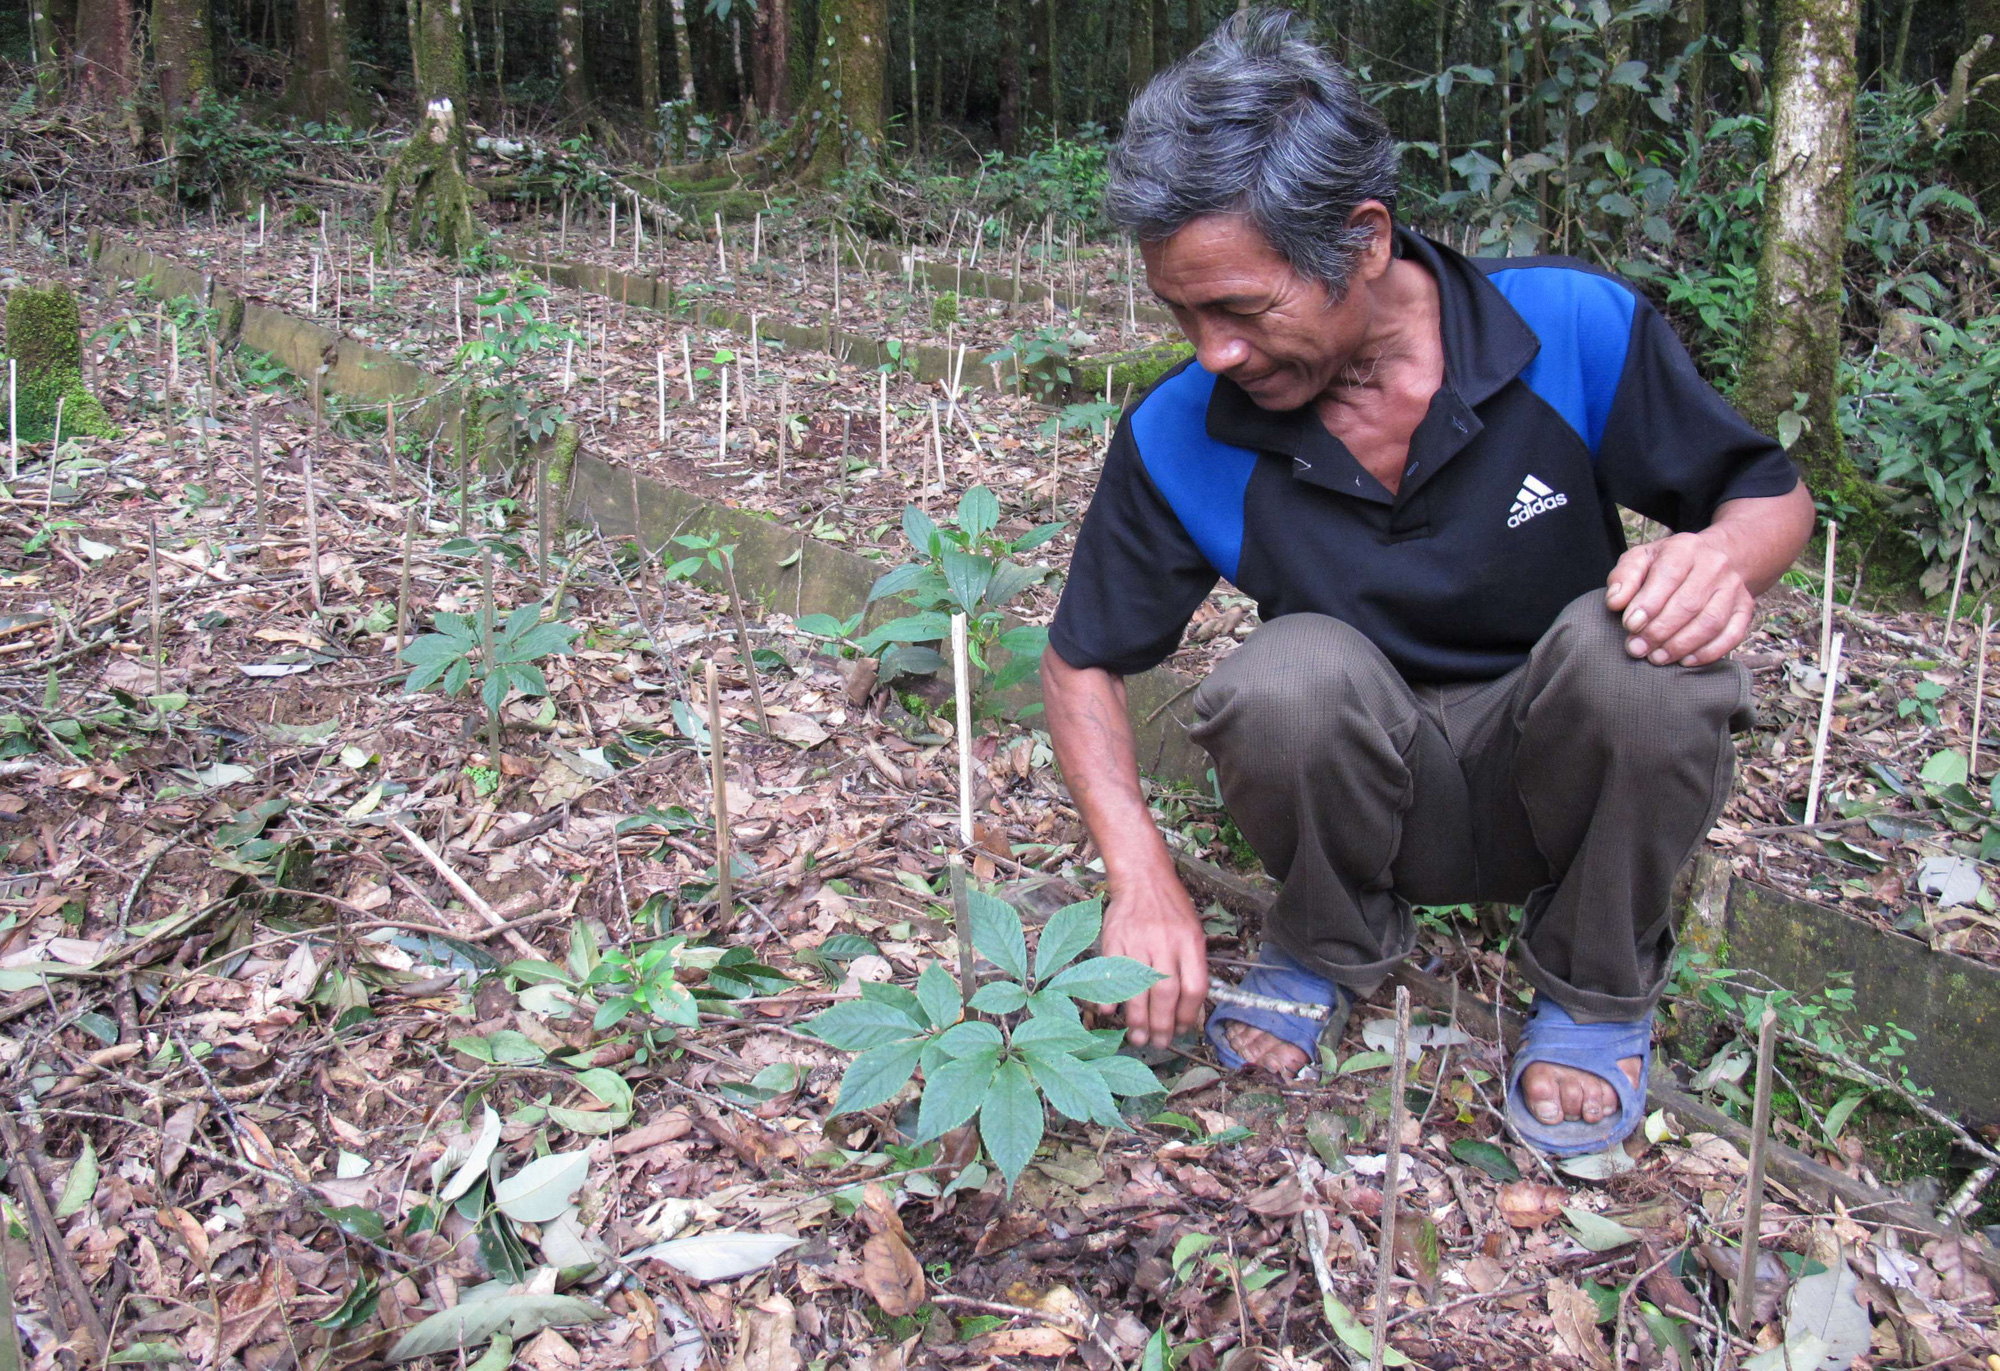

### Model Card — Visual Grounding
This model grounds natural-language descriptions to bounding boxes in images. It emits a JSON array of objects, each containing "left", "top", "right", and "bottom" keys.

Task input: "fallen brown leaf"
[
  {"left": 857, "top": 1184, "right": 925, "bottom": 1316},
  {"left": 1496, "top": 1180, "right": 1569, "bottom": 1229},
  {"left": 726, "top": 1294, "right": 801, "bottom": 1371},
  {"left": 1548, "top": 1279, "right": 1613, "bottom": 1371}
]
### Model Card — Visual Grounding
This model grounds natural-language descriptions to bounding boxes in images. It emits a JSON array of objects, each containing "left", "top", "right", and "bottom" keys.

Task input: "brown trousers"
[{"left": 1189, "top": 591, "right": 1750, "bottom": 1022}]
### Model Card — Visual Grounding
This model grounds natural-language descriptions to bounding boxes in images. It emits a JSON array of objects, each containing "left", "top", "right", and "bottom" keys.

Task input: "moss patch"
[
  {"left": 5, "top": 283, "right": 117, "bottom": 442},
  {"left": 1072, "top": 340, "right": 1195, "bottom": 401}
]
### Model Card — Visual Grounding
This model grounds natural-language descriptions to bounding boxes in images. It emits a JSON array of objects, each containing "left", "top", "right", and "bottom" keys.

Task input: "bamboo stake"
[
  {"left": 777, "top": 378, "right": 788, "bottom": 489},
  {"left": 311, "top": 253, "right": 320, "bottom": 314},
  {"left": 879, "top": 369, "right": 891, "bottom": 473},
  {"left": 1819, "top": 520, "right": 1838, "bottom": 671},
  {"left": 396, "top": 509, "right": 414, "bottom": 659},
  {"left": 706, "top": 658, "right": 734, "bottom": 918},
  {"left": 482, "top": 548, "right": 500, "bottom": 758},
  {"left": 536, "top": 452, "right": 550, "bottom": 587},
  {"left": 303, "top": 444, "right": 322, "bottom": 610},
  {"left": 454, "top": 278, "right": 464, "bottom": 345},
  {"left": 1734, "top": 1009, "right": 1779, "bottom": 1332},
  {"left": 385, "top": 399, "right": 399, "bottom": 497},
  {"left": 250, "top": 407, "right": 265, "bottom": 540},
  {"left": 560, "top": 196, "right": 569, "bottom": 253},
  {"left": 609, "top": 194, "right": 617, "bottom": 250},
  {"left": 457, "top": 417, "right": 471, "bottom": 533},
  {"left": 1803, "top": 632, "right": 1845, "bottom": 827},
  {"left": 148, "top": 519, "right": 163, "bottom": 694},
  {"left": 561, "top": 338, "right": 574, "bottom": 392},
  {"left": 1974, "top": 606, "right": 1992, "bottom": 779},
  {"left": 750, "top": 317, "right": 760, "bottom": 386},
  {"left": 1126, "top": 236, "right": 1138, "bottom": 336},
  {"left": 950, "top": 612, "right": 977, "bottom": 1001},
  {"left": 1946, "top": 515, "right": 1975, "bottom": 650},
  {"left": 656, "top": 351, "right": 667, "bottom": 442},
  {"left": 930, "top": 399, "right": 944, "bottom": 485},
  {"left": 1369, "top": 985, "right": 1413, "bottom": 1371},
  {"left": 257, "top": 202, "right": 265, "bottom": 246},
  {"left": 718, "top": 366, "right": 730, "bottom": 460},
  {"left": 753, "top": 211, "right": 762, "bottom": 263},
  {"left": 7, "top": 358, "right": 15, "bottom": 481},
  {"left": 832, "top": 242, "right": 843, "bottom": 336},
  {"left": 682, "top": 331, "right": 695, "bottom": 403},
  {"left": 45, "top": 395, "right": 62, "bottom": 517},
  {"left": 632, "top": 193, "right": 642, "bottom": 270},
  {"left": 715, "top": 213, "right": 727, "bottom": 275},
  {"left": 720, "top": 554, "right": 770, "bottom": 734}
]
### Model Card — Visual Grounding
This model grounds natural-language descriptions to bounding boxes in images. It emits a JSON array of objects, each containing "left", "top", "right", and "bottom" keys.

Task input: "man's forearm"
[
  {"left": 1039, "top": 650, "right": 1177, "bottom": 887},
  {"left": 1698, "top": 484, "right": 1817, "bottom": 596}
]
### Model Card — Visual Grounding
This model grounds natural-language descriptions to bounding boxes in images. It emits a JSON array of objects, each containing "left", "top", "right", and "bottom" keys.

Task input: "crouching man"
[{"left": 1041, "top": 10, "right": 1813, "bottom": 1155}]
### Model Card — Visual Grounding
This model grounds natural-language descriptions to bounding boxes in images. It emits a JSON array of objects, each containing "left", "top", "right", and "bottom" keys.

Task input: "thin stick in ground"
[
  {"left": 302, "top": 445, "right": 322, "bottom": 610},
  {"left": 1803, "top": 632, "right": 1845, "bottom": 827},
  {"left": 1820, "top": 520, "right": 1839, "bottom": 672},
  {"left": 705, "top": 658, "right": 734, "bottom": 921},
  {"left": 950, "top": 611, "right": 977, "bottom": 1002},
  {"left": 395, "top": 509, "right": 414, "bottom": 660},
  {"left": 249, "top": 407, "right": 265, "bottom": 541},
  {"left": 719, "top": 553, "right": 771, "bottom": 735},
  {"left": 481, "top": 547, "right": 501, "bottom": 759},
  {"left": 1370, "top": 985, "right": 1413, "bottom": 1371},
  {"left": 148, "top": 519, "right": 162, "bottom": 694},
  {"left": 1946, "top": 515, "right": 1976, "bottom": 650},
  {"left": 1734, "top": 1008, "right": 1779, "bottom": 1333},
  {"left": 1975, "top": 605, "right": 1993, "bottom": 779}
]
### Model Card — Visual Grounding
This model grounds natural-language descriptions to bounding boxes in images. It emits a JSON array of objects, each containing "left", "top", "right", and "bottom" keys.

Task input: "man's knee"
[
  {"left": 1194, "top": 613, "right": 1413, "bottom": 746},
  {"left": 1531, "top": 591, "right": 1748, "bottom": 746}
]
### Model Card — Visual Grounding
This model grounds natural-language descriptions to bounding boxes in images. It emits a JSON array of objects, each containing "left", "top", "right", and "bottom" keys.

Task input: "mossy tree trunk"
[
  {"left": 291, "top": 0, "right": 354, "bottom": 122},
  {"left": 74, "top": 0, "right": 136, "bottom": 101},
  {"left": 763, "top": 0, "right": 887, "bottom": 184},
  {"left": 374, "top": 0, "right": 479, "bottom": 260},
  {"left": 1736, "top": 0, "right": 1860, "bottom": 509},
  {"left": 30, "top": 0, "right": 65, "bottom": 95},
  {"left": 997, "top": 0, "right": 1022, "bottom": 153},
  {"left": 4, "top": 284, "right": 117, "bottom": 442},
  {"left": 752, "top": 0, "right": 790, "bottom": 117},
  {"left": 1127, "top": 0, "right": 1153, "bottom": 100},
  {"left": 1963, "top": 0, "right": 2000, "bottom": 218},
  {"left": 639, "top": 0, "right": 662, "bottom": 128},
  {"left": 152, "top": 0, "right": 214, "bottom": 151},
  {"left": 557, "top": 0, "right": 595, "bottom": 126},
  {"left": 667, "top": 0, "right": 697, "bottom": 154}
]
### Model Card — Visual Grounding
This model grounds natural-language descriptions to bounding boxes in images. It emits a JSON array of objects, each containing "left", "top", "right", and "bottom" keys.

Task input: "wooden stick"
[
  {"left": 454, "top": 278, "right": 463, "bottom": 346},
  {"left": 930, "top": 399, "right": 944, "bottom": 486},
  {"left": 561, "top": 338, "right": 574, "bottom": 392},
  {"left": 1370, "top": 985, "right": 1413, "bottom": 1371},
  {"left": 536, "top": 452, "right": 550, "bottom": 586},
  {"left": 879, "top": 369, "right": 891, "bottom": 472},
  {"left": 7, "top": 358, "right": 15, "bottom": 481},
  {"left": 656, "top": 351, "right": 667, "bottom": 443},
  {"left": 386, "top": 819, "right": 540, "bottom": 958},
  {"left": 832, "top": 240, "right": 842, "bottom": 336},
  {"left": 302, "top": 444, "right": 322, "bottom": 610},
  {"left": 777, "top": 377, "right": 789, "bottom": 489},
  {"left": 1803, "top": 632, "right": 1844, "bottom": 827},
  {"left": 720, "top": 554, "right": 771, "bottom": 735},
  {"left": 148, "top": 518, "right": 162, "bottom": 694},
  {"left": 715, "top": 212, "right": 727, "bottom": 275},
  {"left": 250, "top": 407, "right": 264, "bottom": 540},
  {"left": 1734, "top": 1008, "right": 1779, "bottom": 1332},
  {"left": 481, "top": 547, "right": 500, "bottom": 758},
  {"left": 395, "top": 509, "right": 413, "bottom": 660},
  {"left": 45, "top": 395, "right": 62, "bottom": 518},
  {"left": 705, "top": 658, "right": 734, "bottom": 918},
  {"left": 385, "top": 399, "right": 398, "bottom": 497},
  {"left": 1946, "top": 515, "right": 1976, "bottom": 651},
  {"left": 953, "top": 612, "right": 975, "bottom": 846},
  {"left": 718, "top": 365, "right": 729, "bottom": 461},
  {"left": 1974, "top": 606, "right": 1992, "bottom": 779},
  {"left": 753, "top": 210, "right": 762, "bottom": 263},
  {"left": 682, "top": 331, "right": 695, "bottom": 403}
]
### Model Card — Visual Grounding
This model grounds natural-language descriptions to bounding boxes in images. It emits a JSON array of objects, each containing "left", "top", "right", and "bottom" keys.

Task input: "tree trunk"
[
  {"left": 1127, "top": 0, "right": 1153, "bottom": 98},
  {"left": 1675, "top": 0, "right": 1708, "bottom": 141},
  {"left": 374, "top": 0, "right": 478, "bottom": 259},
  {"left": 997, "top": 0, "right": 1022, "bottom": 151},
  {"left": 1182, "top": 0, "right": 1202, "bottom": 57},
  {"left": 1045, "top": 0, "right": 1061, "bottom": 132},
  {"left": 30, "top": 0, "right": 65, "bottom": 94},
  {"left": 904, "top": 0, "right": 918, "bottom": 151},
  {"left": 772, "top": 0, "right": 888, "bottom": 182},
  {"left": 74, "top": 0, "right": 135, "bottom": 100},
  {"left": 153, "top": 0, "right": 214, "bottom": 136},
  {"left": 639, "top": 0, "right": 662, "bottom": 126},
  {"left": 1963, "top": 0, "right": 2000, "bottom": 217},
  {"left": 1737, "top": 0, "right": 1860, "bottom": 506},
  {"left": 407, "top": 0, "right": 423, "bottom": 90},
  {"left": 1738, "top": 0, "right": 1767, "bottom": 106},
  {"left": 1024, "top": 0, "right": 1047, "bottom": 133},
  {"left": 557, "top": 0, "right": 594, "bottom": 124},
  {"left": 751, "top": 0, "right": 789, "bottom": 117},
  {"left": 666, "top": 0, "right": 696, "bottom": 153},
  {"left": 1888, "top": 0, "right": 1914, "bottom": 82},
  {"left": 4, "top": 284, "right": 116, "bottom": 442}
]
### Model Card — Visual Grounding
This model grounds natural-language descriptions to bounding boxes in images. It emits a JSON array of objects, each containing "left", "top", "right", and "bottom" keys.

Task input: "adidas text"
[{"left": 1507, "top": 474, "right": 1567, "bottom": 528}]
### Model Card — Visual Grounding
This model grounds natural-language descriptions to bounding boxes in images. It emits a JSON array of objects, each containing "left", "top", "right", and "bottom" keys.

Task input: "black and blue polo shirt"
[{"left": 1048, "top": 228, "right": 1801, "bottom": 684}]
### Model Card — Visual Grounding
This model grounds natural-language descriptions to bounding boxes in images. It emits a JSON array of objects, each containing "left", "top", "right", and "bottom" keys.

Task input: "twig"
[
  {"left": 1802, "top": 632, "right": 1844, "bottom": 827},
  {"left": 0, "top": 1111, "right": 111, "bottom": 1353},
  {"left": 1819, "top": 520, "right": 1838, "bottom": 671},
  {"left": 719, "top": 553, "right": 770, "bottom": 734},
  {"left": 1945, "top": 516, "right": 1975, "bottom": 650},
  {"left": 706, "top": 658, "right": 734, "bottom": 918},
  {"left": 1735, "top": 1009, "right": 1778, "bottom": 1332},
  {"left": 1974, "top": 606, "right": 1992, "bottom": 778},
  {"left": 384, "top": 819, "right": 540, "bottom": 958},
  {"left": 1370, "top": 985, "right": 1412, "bottom": 1371}
]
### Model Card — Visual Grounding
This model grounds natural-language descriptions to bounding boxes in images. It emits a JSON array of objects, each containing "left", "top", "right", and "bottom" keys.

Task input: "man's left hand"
[{"left": 1605, "top": 532, "right": 1755, "bottom": 667}]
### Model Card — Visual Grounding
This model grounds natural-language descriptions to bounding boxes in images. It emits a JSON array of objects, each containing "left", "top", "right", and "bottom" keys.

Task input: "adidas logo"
[{"left": 1507, "top": 474, "right": 1569, "bottom": 528}]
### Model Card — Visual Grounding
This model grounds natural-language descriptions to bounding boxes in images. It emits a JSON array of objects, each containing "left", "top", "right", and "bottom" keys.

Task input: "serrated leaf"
[
  {"left": 1033, "top": 898, "right": 1101, "bottom": 985},
  {"left": 1448, "top": 1137, "right": 1521, "bottom": 1182},
  {"left": 626, "top": 1230, "right": 804, "bottom": 1283},
  {"left": 1011, "top": 1015, "right": 1098, "bottom": 1055},
  {"left": 385, "top": 1294, "right": 609, "bottom": 1361},
  {"left": 492, "top": 1149, "right": 591, "bottom": 1223},
  {"left": 941, "top": 548, "right": 997, "bottom": 616},
  {"left": 55, "top": 1138, "right": 98, "bottom": 1219},
  {"left": 915, "top": 962, "right": 962, "bottom": 1030},
  {"left": 1025, "top": 1048, "right": 1122, "bottom": 1126},
  {"left": 1092, "top": 1053, "right": 1163, "bottom": 1097},
  {"left": 914, "top": 1048, "right": 998, "bottom": 1141},
  {"left": 969, "top": 979, "right": 1029, "bottom": 1013},
  {"left": 967, "top": 889, "right": 1028, "bottom": 982},
  {"left": 1042, "top": 956, "right": 1164, "bottom": 1005},
  {"left": 439, "top": 1106, "right": 502, "bottom": 1202},
  {"left": 832, "top": 1039, "right": 926, "bottom": 1115},
  {"left": 979, "top": 1058, "right": 1044, "bottom": 1190},
  {"left": 956, "top": 486, "right": 999, "bottom": 541},
  {"left": 935, "top": 1020, "right": 1003, "bottom": 1058},
  {"left": 807, "top": 998, "right": 925, "bottom": 1050}
]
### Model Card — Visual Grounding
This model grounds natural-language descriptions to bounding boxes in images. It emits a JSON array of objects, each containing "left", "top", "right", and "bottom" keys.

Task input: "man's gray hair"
[{"left": 1106, "top": 8, "right": 1399, "bottom": 298}]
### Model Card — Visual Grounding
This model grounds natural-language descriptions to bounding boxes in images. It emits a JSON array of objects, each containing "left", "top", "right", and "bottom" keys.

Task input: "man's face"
[{"left": 1142, "top": 214, "right": 1373, "bottom": 412}]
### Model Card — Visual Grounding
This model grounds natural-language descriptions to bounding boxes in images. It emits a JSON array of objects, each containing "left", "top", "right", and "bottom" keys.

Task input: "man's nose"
[{"left": 1191, "top": 323, "right": 1251, "bottom": 376}]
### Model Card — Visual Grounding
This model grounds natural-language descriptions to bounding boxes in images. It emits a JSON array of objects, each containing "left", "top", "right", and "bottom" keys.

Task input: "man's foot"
[
  {"left": 1225, "top": 1021, "right": 1311, "bottom": 1075},
  {"left": 1519, "top": 1057, "right": 1643, "bottom": 1126}
]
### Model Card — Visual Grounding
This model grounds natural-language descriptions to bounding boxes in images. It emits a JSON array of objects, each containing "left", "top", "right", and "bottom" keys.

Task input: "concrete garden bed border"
[{"left": 80, "top": 236, "right": 2000, "bottom": 1151}]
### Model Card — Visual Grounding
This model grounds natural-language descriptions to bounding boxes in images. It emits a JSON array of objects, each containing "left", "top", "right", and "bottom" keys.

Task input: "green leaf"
[
  {"left": 1324, "top": 1292, "right": 1410, "bottom": 1366},
  {"left": 956, "top": 486, "right": 1000, "bottom": 541},
  {"left": 508, "top": 621, "right": 577, "bottom": 662},
  {"left": 1010, "top": 1015, "right": 1098, "bottom": 1055},
  {"left": 832, "top": 1039, "right": 926, "bottom": 1115},
  {"left": 1032, "top": 898, "right": 1102, "bottom": 985},
  {"left": 967, "top": 889, "right": 1029, "bottom": 982},
  {"left": 935, "top": 1020, "right": 1004, "bottom": 1058},
  {"left": 968, "top": 980, "right": 1029, "bottom": 1014},
  {"left": 866, "top": 563, "right": 934, "bottom": 605},
  {"left": 1024, "top": 1048, "right": 1122, "bottom": 1126},
  {"left": 1562, "top": 1205, "right": 1641, "bottom": 1252},
  {"left": 941, "top": 549, "right": 997, "bottom": 616},
  {"left": 915, "top": 962, "right": 962, "bottom": 1030},
  {"left": 807, "top": 999, "right": 925, "bottom": 1050},
  {"left": 1042, "top": 956, "right": 1165, "bottom": 1005},
  {"left": 795, "top": 613, "right": 849, "bottom": 639},
  {"left": 902, "top": 504, "right": 942, "bottom": 559},
  {"left": 1821, "top": 1089, "right": 1869, "bottom": 1142},
  {"left": 1092, "top": 1053, "right": 1163, "bottom": 1097},
  {"left": 1920, "top": 749, "right": 1969, "bottom": 786},
  {"left": 852, "top": 611, "right": 952, "bottom": 655},
  {"left": 858, "top": 980, "right": 926, "bottom": 1017},
  {"left": 56, "top": 1138, "right": 98, "bottom": 1219},
  {"left": 914, "top": 1048, "right": 999, "bottom": 1142},
  {"left": 493, "top": 1150, "right": 590, "bottom": 1222},
  {"left": 979, "top": 1058, "right": 1045, "bottom": 1190},
  {"left": 1010, "top": 521, "right": 1065, "bottom": 552},
  {"left": 385, "top": 1295, "right": 609, "bottom": 1362},
  {"left": 1448, "top": 1137, "right": 1521, "bottom": 1182}
]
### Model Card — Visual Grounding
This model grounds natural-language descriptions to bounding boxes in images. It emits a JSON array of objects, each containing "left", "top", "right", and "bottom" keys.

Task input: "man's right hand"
[{"left": 1100, "top": 873, "right": 1209, "bottom": 1047}]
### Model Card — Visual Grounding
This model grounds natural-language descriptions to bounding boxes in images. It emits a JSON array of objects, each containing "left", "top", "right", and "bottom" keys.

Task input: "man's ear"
[{"left": 1347, "top": 200, "right": 1396, "bottom": 280}]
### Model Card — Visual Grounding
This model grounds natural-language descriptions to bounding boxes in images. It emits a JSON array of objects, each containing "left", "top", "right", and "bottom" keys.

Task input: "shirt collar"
[{"left": 1201, "top": 228, "right": 1544, "bottom": 501}]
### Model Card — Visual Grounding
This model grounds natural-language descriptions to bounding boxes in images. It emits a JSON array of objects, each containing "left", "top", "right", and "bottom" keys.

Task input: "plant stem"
[
  {"left": 482, "top": 547, "right": 500, "bottom": 760},
  {"left": 706, "top": 657, "right": 734, "bottom": 920},
  {"left": 719, "top": 553, "right": 770, "bottom": 734},
  {"left": 1370, "top": 985, "right": 1412, "bottom": 1371},
  {"left": 1735, "top": 1008, "right": 1778, "bottom": 1332},
  {"left": 1803, "top": 632, "right": 1843, "bottom": 827},
  {"left": 396, "top": 509, "right": 414, "bottom": 661},
  {"left": 250, "top": 406, "right": 265, "bottom": 541},
  {"left": 951, "top": 859, "right": 975, "bottom": 1004},
  {"left": 148, "top": 518, "right": 162, "bottom": 694},
  {"left": 537, "top": 452, "right": 550, "bottom": 587},
  {"left": 303, "top": 444, "right": 322, "bottom": 610}
]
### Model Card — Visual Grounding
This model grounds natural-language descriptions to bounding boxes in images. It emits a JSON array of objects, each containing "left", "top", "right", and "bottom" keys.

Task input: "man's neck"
[{"left": 1324, "top": 257, "right": 1442, "bottom": 403}]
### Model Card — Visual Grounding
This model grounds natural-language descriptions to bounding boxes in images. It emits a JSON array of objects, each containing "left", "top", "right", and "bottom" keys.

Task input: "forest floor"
[{"left": 1, "top": 206, "right": 1998, "bottom": 1371}]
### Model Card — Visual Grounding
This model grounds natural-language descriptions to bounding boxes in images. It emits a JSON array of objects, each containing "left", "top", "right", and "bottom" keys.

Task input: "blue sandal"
[
  {"left": 1204, "top": 942, "right": 1351, "bottom": 1071},
  {"left": 1505, "top": 996, "right": 1652, "bottom": 1157}
]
